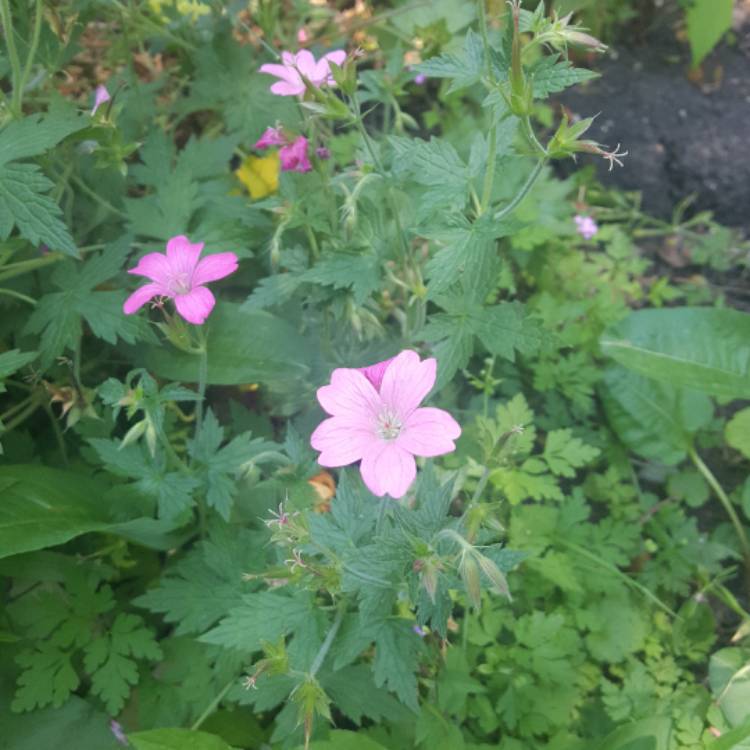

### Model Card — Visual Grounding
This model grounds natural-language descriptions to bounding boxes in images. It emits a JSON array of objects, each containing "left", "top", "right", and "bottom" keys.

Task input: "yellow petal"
[{"left": 235, "top": 152, "right": 280, "bottom": 200}]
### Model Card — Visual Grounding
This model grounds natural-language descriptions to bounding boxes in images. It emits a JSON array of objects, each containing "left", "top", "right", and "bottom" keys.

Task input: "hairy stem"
[
  {"left": 190, "top": 678, "right": 236, "bottom": 731},
  {"left": 0, "top": 0, "right": 22, "bottom": 117},
  {"left": 310, "top": 605, "right": 345, "bottom": 677}
]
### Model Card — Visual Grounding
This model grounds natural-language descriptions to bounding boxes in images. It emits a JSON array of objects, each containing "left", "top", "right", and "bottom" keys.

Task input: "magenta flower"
[
  {"left": 254, "top": 126, "right": 287, "bottom": 149},
  {"left": 316, "top": 146, "right": 331, "bottom": 160},
  {"left": 91, "top": 84, "right": 111, "bottom": 115},
  {"left": 123, "top": 235, "right": 238, "bottom": 325},
  {"left": 279, "top": 135, "right": 312, "bottom": 173},
  {"left": 574, "top": 214, "right": 598, "bottom": 240},
  {"left": 259, "top": 49, "right": 347, "bottom": 96},
  {"left": 310, "top": 350, "right": 461, "bottom": 499}
]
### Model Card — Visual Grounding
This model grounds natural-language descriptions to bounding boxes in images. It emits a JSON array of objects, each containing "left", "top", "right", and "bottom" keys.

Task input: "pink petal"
[
  {"left": 358, "top": 357, "right": 394, "bottom": 391},
  {"left": 317, "top": 368, "right": 381, "bottom": 420},
  {"left": 311, "top": 416, "right": 378, "bottom": 467},
  {"left": 166, "top": 235, "right": 204, "bottom": 278},
  {"left": 259, "top": 62, "right": 298, "bottom": 83},
  {"left": 380, "top": 350, "right": 436, "bottom": 418},
  {"left": 173, "top": 286, "right": 215, "bottom": 325},
  {"left": 323, "top": 50, "right": 347, "bottom": 67},
  {"left": 270, "top": 80, "right": 305, "bottom": 96},
  {"left": 360, "top": 442, "right": 416, "bottom": 499},
  {"left": 127, "top": 252, "right": 173, "bottom": 285},
  {"left": 279, "top": 136, "right": 311, "bottom": 173},
  {"left": 123, "top": 282, "right": 167, "bottom": 315},
  {"left": 254, "top": 127, "right": 287, "bottom": 149},
  {"left": 294, "top": 49, "right": 317, "bottom": 79},
  {"left": 397, "top": 407, "right": 461, "bottom": 457},
  {"left": 91, "top": 84, "right": 111, "bottom": 115},
  {"left": 191, "top": 252, "right": 239, "bottom": 286}
]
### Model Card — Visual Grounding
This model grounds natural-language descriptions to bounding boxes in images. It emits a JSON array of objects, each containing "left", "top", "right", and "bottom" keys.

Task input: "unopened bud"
[
  {"left": 476, "top": 553, "right": 511, "bottom": 600},
  {"left": 120, "top": 419, "right": 147, "bottom": 449},
  {"left": 460, "top": 553, "right": 482, "bottom": 609}
]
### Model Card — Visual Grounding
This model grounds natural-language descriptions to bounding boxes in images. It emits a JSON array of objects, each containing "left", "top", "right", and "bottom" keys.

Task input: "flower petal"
[
  {"left": 397, "top": 407, "right": 461, "bottom": 457},
  {"left": 127, "top": 252, "right": 172, "bottom": 285},
  {"left": 173, "top": 286, "right": 215, "bottom": 325},
  {"left": 360, "top": 442, "right": 416, "bottom": 499},
  {"left": 323, "top": 50, "right": 347, "bottom": 67},
  {"left": 311, "top": 416, "right": 378, "bottom": 467},
  {"left": 123, "top": 282, "right": 167, "bottom": 315},
  {"left": 358, "top": 356, "right": 394, "bottom": 391},
  {"left": 191, "top": 252, "right": 239, "bottom": 286},
  {"left": 380, "top": 350, "right": 436, "bottom": 418},
  {"left": 270, "top": 80, "right": 305, "bottom": 96},
  {"left": 294, "top": 49, "right": 317, "bottom": 78},
  {"left": 259, "top": 63, "right": 298, "bottom": 83},
  {"left": 316, "top": 368, "right": 381, "bottom": 419},
  {"left": 166, "top": 235, "right": 204, "bottom": 279}
]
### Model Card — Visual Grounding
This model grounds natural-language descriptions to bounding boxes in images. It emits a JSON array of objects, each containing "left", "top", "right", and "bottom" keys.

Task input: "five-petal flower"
[
  {"left": 311, "top": 350, "right": 461, "bottom": 499},
  {"left": 123, "top": 235, "right": 238, "bottom": 325},
  {"left": 259, "top": 49, "right": 347, "bottom": 96}
]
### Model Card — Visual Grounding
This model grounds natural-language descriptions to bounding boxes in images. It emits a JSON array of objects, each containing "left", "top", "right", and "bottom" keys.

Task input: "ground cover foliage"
[{"left": 1, "top": 1, "right": 750, "bottom": 749}]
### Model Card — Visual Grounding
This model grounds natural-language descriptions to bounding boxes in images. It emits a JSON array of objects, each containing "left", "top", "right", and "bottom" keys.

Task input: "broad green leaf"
[
  {"left": 141, "top": 302, "right": 313, "bottom": 387},
  {"left": 129, "top": 728, "right": 233, "bottom": 750},
  {"left": 413, "top": 29, "right": 484, "bottom": 93},
  {"left": 726, "top": 408, "right": 750, "bottom": 459},
  {"left": 600, "top": 307, "right": 750, "bottom": 399},
  {"left": 303, "top": 253, "right": 381, "bottom": 305},
  {"left": 0, "top": 694, "right": 121, "bottom": 750},
  {"left": 707, "top": 722, "right": 750, "bottom": 750},
  {"left": 0, "top": 349, "right": 37, "bottom": 394},
  {"left": 0, "top": 465, "right": 112, "bottom": 559},
  {"left": 709, "top": 647, "right": 750, "bottom": 728},
  {"left": 529, "top": 56, "right": 598, "bottom": 98},
  {"left": 601, "top": 366, "right": 713, "bottom": 465},
  {"left": 593, "top": 716, "right": 673, "bottom": 750},
  {"left": 309, "top": 730, "right": 391, "bottom": 750},
  {"left": 686, "top": 0, "right": 733, "bottom": 66}
]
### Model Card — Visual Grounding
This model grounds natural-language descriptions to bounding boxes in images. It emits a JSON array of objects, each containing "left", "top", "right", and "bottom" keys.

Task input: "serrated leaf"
[
  {"left": 0, "top": 162, "right": 77, "bottom": 255},
  {"left": 543, "top": 429, "right": 600, "bottom": 477},
  {"left": 129, "top": 728, "right": 234, "bottom": 750},
  {"left": 242, "top": 273, "right": 302, "bottom": 310},
  {"left": 413, "top": 29, "right": 485, "bottom": 93},
  {"left": 303, "top": 253, "right": 381, "bottom": 305},
  {"left": 371, "top": 619, "right": 421, "bottom": 711},
  {"left": 529, "top": 56, "right": 599, "bottom": 98},
  {"left": 12, "top": 643, "right": 79, "bottom": 711}
]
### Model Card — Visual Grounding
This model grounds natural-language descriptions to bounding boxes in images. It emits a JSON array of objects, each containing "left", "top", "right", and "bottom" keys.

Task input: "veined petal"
[
  {"left": 311, "top": 416, "right": 378, "bottom": 467},
  {"left": 259, "top": 63, "right": 299, "bottom": 84},
  {"left": 316, "top": 368, "right": 381, "bottom": 419},
  {"left": 270, "top": 80, "right": 305, "bottom": 96},
  {"left": 397, "top": 407, "right": 461, "bottom": 457},
  {"left": 166, "top": 235, "right": 204, "bottom": 279},
  {"left": 360, "top": 442, "right": 416, "bottom": 499},
  {"left": 174, "top": 286, "right": 215, "bottom": 325},
  {"left": 127, "top": 252, "right": 173, "bottom": 285},
  {"left": 123, "top": 282, "right": 167, "bottom": 315},
  {"left": 294, "top": 49, "right": 317, "bottom": 79},
  {"left": 191, "top": 252, "right": 239, "bottom": 286},
  {"left": 380, "top": 349, "right": 436, "bottom": 418},
  {"left": 358, "top": 356, "right": 394, "bottom": 391}
]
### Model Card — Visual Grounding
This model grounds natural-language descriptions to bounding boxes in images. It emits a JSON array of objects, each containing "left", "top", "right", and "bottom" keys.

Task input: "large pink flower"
[
  {"left": 311, "top": 350, "right": 461, "bottom": 499},
  {"left": 123, "top": 235, "right": 238, "bottom": 325},
  {"left": 259, "top": 49, "right": 347, "bottom": 96}
]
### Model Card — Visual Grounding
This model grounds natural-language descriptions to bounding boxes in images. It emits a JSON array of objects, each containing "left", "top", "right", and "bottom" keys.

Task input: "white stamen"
[{"left": 377, "top": 408, "right": 402, "bottom": 440}]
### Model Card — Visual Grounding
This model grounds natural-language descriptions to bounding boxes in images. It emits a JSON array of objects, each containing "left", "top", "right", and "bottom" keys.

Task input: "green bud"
[
  {"left": 476, "top": 553, "right": 511, "bottom": 600},
  {"left": 460, "top": 553, "right": 482, "bottom": 610},
  {"left": 120, "top": 419, "right": 147, "bottom": 449}
]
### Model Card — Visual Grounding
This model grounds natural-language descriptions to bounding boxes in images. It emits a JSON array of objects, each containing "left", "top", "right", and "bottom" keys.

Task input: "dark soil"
[{"left": 557, "top": 18, "right": 750, "bottom": 229}]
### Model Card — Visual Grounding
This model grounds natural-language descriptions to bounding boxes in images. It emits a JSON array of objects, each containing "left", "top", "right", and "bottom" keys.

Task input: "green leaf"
[
  {"left": 371, "top": 619, "right": 421, "bottom": 711},
  {"left": 135, "top": 524, "right": 266, "bottom": 635},
  {"left": 709, "top": 647, "right": 750, "bottom": 728},
  {"left": 200, "top": 591, "right": 313, "bottom": 652},
  {"left": 303, "top": 253, "right": 381, "bottom": 305},
  {"left": 129, "top": 728, "right": 233, "bottom": 750},
  {"left": 601, "top": 365, "right": 713, "bottom": 465},
  {"left": 686, "top": 0, "right": 733, "bottom": 65},
  {"left": 593, "top": 717, "right": 673, "bottom": 750},
  {"left": 24, "top": 241, "right": 156, "bottom": 367},
  {"left": 543, "top": 429, "right": 600, "bottom": 477},
  {"left": 0, "top": 162, "right": 77, "bottom": 256},
  {"left": 0, "top": 465, "right": 112, "bottom": 559},
  {"left": 242, "top": 273, "right": 302, "bottom": 311},
  {"left": 12, "top": 643, "right": 79, "bottom": 711},
  {"left": 0, "top": 694, "right": 122, "bottom": 750},
  {"left": 0, "top": 349, "right": 36, "bottom": 395},
  {"left": 309, "top": 730, "right": 392, "bottom": 750},
  {"left": 726, "top": 408, "right": 750, "bottom": 459},
  {"left": 529, "top": 56, "right": 599, "bottom": 98},
  {"left": 600, "top": 307, "right": 750, "bottom": 399},
  {"left": 0, "top": 103, "right": 88, "bottom": 165},
  {"left": 83, "top": 613, "right": 161, "bottom": 714},
  {"left": 141, "top": 302, "right": 312, "bottom": 387},
  {"left": 413, "top": 29, "right": 484, "bottom": 93}
]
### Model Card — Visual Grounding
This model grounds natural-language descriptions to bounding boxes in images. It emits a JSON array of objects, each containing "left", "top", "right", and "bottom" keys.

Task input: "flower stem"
[
  {"left": 0, "top": 0, "right": 23, "bottom": 117},
  {"left": 480, "top": 125, "right": 497, "bottom": 214},
  {"left": 493, "top": 158, "right": 547, "bottom": 222},
  {"left": 310, "top": 604, "right": 345, "bottom": 677},
  {"left": 15, "top": 0, "right": 42, "bottom": 113},
  {"left": 690, "top": 447, "right": 750, "bottom": 591},
  {"left": 0, "top": 288, "right": 36, "bottom": 306},
  {"left": 190, "top": 678, "right": 235, "bottom": 731}
]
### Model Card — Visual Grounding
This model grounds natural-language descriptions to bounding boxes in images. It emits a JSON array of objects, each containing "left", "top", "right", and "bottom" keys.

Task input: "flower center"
[
  {"left": 168, "top": 272, "right": 192, "bottom": 295},
  {"left": 376, "top": 408, "right": 402, "bottom": 441}
]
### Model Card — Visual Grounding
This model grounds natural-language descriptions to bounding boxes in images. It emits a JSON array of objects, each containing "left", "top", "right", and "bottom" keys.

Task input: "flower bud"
[
  {"left": 476, "top": 553, "right": 511, "bottom": 600},
  {"left": 460, "top": 553, "right": 482, "bottom": 610}
]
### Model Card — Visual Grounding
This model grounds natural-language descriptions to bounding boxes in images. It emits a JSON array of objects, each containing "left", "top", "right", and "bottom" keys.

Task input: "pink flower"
[
  {"left": 297, "top": 28, "right": 310, "bottom": 44},
  {"left": 279, "top": 135, "right": 312, "bottom": 173},
  {"left": 91, "top": 84, "right": 111, "bottom": 115},
  {"left": 254, "top": 127, "right": 287, "bottom": 149},
  {"left": 259, "top": 49, "right": 347, "bottom": 96},
  {"left": 574, "top": 214, "right": 598, "bottom": 240},
  {"left": 311, "top": 350, "right": 461, "bottom": 499},
  {"left": 414, "top": 73, "right": 426, "bottom": 85},
  {"left": 123, "top": 235, "right": 238, "bottom": 325}
]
